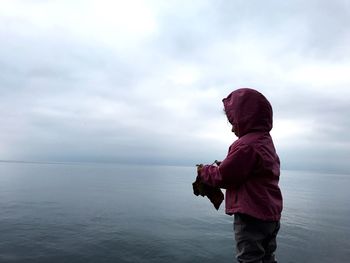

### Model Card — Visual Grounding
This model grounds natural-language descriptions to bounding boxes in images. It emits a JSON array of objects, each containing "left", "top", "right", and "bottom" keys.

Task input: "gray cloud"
[{"left": 0, "top": 0, "right": 349, "bottom": 173}]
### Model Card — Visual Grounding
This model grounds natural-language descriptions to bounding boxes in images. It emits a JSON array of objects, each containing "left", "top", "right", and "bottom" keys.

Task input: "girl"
[{"left": 197, "top": 88, "right": 283, "bottom": 263}]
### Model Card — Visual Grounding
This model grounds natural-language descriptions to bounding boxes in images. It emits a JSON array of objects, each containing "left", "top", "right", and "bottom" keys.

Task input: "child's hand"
[
  {"left": 196, "top": 164, "right": 204, "bottom": 172},
  {"left": 196, "top": 164, "right": 204, "bottom": 175}
]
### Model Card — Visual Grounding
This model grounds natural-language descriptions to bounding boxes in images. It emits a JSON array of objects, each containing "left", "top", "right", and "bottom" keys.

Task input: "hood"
[{"left": 222, "top": 88, "right": 273, "bottom": 137}]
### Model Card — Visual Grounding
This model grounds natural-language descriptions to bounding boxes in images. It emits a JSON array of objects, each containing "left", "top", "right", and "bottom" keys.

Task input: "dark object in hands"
[
  {"left": 193, "top": 162, "right": 224, "bottom": 210},
  {"left": 214, "top": 160, "right": 221, "bottom": 166},
  {"left": 192, "top": 180, "right": 224, "bottom": 210}
]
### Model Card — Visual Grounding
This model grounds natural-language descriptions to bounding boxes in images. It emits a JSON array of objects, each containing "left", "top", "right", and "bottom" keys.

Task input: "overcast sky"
[{"left": 0, "top": 0, "right": 349, "bottom": 173}]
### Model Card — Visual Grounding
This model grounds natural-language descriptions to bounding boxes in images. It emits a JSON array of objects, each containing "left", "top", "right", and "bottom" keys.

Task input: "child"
[{"left": 196, "top": 88, "right": 283, "bottom": 263}]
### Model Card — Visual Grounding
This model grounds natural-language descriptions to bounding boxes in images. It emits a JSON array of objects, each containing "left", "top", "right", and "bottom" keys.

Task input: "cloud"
[{"left": 0, "top": 0, "right": 349, "bottom": 172}]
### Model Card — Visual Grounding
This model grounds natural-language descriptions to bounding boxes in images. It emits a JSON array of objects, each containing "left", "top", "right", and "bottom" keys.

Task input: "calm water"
[{"left": 0, "top": 163, "right": 349, "bottom": 263}]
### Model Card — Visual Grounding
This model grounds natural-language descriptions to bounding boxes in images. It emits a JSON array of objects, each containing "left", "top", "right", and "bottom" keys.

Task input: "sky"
[{"left": 0, "top": 0, "right": 349, "bottom": 173}]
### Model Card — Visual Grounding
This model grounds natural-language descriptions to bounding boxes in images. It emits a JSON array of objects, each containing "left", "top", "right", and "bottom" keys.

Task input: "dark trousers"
[{"left": 233, "top": 213, "right": 280, "bottom": 263}]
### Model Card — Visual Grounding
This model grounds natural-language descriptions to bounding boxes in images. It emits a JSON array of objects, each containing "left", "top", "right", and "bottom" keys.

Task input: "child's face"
[
  {"left": 231, "top": 124, "right": 239, "bottom": 137},
  {"left": 231, "top": 125, "right": 238, "bottom": 137}
]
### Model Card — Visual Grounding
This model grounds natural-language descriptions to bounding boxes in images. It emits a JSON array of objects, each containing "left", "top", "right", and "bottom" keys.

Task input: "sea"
[{"left": 0, "top": 162, "right": 349, "bottom": 263}]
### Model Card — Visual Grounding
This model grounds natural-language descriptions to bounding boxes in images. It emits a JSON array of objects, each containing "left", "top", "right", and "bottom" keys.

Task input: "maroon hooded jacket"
[{"left": 199, "top": 88, "right": 283, "bottom": 221}]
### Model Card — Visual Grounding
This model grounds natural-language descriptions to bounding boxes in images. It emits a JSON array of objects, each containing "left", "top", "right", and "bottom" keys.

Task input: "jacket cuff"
[{"left": 199, "top": 164, "right": 221, "bottom": 187}]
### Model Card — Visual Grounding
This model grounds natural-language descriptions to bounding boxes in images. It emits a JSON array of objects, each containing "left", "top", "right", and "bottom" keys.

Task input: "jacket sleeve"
[{"left": 199, "top": 144, "right": 258, "bottom": 189}]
